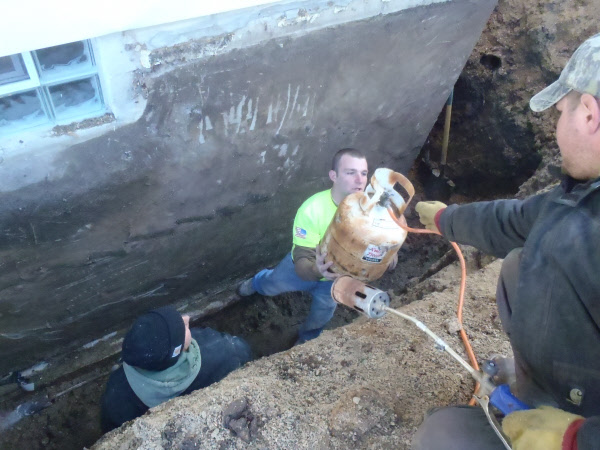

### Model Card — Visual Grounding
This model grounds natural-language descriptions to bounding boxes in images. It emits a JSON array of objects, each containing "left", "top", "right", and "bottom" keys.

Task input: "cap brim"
[{"left": 529, "top": 80, "right": 572, "bottom": 112}]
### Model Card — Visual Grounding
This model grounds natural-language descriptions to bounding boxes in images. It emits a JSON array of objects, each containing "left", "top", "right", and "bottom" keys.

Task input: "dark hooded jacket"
[
  {"left": 101, "top": 327, "right": 251, "bottom": 433},
  {"left": 439, "top": 176, "right": 600, "bottom": 448}
]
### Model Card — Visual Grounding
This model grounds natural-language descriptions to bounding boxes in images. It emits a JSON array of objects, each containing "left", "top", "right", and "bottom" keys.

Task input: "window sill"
[{"left": 50, "top": 112, "right": 115, "bottom": 136}]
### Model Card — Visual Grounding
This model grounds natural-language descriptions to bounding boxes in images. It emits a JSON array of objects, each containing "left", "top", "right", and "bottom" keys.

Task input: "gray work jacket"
[{"left": 439, "top": 176, "right": 600, "bottom": 448}]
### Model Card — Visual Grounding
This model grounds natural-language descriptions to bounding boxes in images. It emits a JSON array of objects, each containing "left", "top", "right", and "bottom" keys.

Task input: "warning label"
[{"left": 361, "top": 244, "right": 386, "bottom": 263}]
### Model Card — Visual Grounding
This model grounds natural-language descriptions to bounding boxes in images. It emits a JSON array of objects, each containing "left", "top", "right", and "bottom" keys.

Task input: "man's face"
[
  {"left": 182, "top": 315, "right": 192, "bottom": 351},
  {"left": 329, "top": 155, "right": 368, "bottom": 200},
  {"left": 555, "top": 92, "right": 600, "bottom": 180}
]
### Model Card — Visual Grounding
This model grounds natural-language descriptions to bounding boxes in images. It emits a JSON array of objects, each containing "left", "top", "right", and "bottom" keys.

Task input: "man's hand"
[
  {"left": 415, "top": 201, "right": 447, "bottom": 232},
  {"left": 316, "top": 245, "right": 341, "bottom": 280},
  {"left": 387, "top": 252, "right": 398, "bottom": 272},
  {"left": 502, "top": 406, "right": 584, "bottom": 450}
]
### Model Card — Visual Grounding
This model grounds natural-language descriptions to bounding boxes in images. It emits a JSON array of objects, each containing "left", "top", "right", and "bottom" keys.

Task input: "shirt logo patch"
[
  {"left": 172, "top": 344, "right": 182, "bottom": 358},
  {"left": 295, "top": 227, "right": 307, "bottom": 238}
]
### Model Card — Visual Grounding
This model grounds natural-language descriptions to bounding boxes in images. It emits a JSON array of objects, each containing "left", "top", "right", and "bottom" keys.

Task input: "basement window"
[{"left": 0, "top": 40, "right": 105, "bottom": 132}]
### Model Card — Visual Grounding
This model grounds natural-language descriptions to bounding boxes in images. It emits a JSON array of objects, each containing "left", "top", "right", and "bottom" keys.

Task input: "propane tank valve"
[{"left": 331, "top": 276, "right": 390, "bottom": 319}]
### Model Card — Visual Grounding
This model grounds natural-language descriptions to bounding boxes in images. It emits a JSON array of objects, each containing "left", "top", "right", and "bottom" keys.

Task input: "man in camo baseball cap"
[
  {"left": 530, "top": 33, "right": 600, "bottom": 112},
  {"left": 412, "top": 33, "right": 600, "bottom": 450}
]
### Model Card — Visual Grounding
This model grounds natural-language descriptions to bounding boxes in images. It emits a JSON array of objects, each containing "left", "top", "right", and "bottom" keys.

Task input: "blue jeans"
[{"left": 252, "top": 253, "right": 335, "bottom": 343}]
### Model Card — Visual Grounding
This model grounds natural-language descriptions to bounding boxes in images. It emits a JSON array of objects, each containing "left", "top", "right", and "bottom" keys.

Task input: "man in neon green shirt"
[{"left": 238, "top": 148, "right": 369, "bottom": 344}]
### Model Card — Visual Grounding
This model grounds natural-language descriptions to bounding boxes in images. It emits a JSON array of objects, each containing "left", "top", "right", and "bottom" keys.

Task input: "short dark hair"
[{"left": 331, "top": 148, "right": 367, "bottom": 172}]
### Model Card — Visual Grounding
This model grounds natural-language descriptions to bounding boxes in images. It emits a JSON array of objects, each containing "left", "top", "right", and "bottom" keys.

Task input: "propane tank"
[{"left": 321, "top": 168, "right": 414, "bottom": 282}]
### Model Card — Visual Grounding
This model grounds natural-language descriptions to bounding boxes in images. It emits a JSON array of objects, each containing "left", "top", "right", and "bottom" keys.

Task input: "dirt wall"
[{"left": 420, "top": 0, "right": 600, "bottom": 200}]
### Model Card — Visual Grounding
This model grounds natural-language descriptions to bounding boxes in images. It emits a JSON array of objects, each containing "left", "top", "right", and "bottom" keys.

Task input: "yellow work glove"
[
  {"left": 502, "top": 406, "right": 585, "bottom": 450},
  {"left": 415, "top": 201, "right": 447, "bottom": 232}
]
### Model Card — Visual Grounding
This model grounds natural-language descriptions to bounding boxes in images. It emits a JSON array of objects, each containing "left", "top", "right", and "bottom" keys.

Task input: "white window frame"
[
  {"left": 0, "top": 53, "right": 40, "bottom": 96},
  {"left": 0, "top": 40, "right": 105, "bottom": 131}
]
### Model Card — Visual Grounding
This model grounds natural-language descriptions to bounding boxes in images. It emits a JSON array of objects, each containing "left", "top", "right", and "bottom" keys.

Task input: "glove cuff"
[
  {"left": 562, "top": 418, "right": 585, "bottom": 450},
  {"left": 434, "top": 208, "right": 446, "bottom": 232}
]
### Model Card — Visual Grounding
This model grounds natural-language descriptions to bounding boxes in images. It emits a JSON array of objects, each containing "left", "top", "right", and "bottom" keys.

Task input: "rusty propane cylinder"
[{"left": 321, "top": 168, "right": 414, "bottom": 282}]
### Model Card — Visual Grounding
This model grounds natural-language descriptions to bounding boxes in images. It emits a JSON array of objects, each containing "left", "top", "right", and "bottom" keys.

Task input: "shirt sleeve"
[
  {"left": 292, "top": 245, "right": 322, "bottom": 281},
  {"left": 292, "top": 201, "right": 321, "bottom": 248},
  {"left": 439, "top": 192, "right": 548, "bottom": 258}
]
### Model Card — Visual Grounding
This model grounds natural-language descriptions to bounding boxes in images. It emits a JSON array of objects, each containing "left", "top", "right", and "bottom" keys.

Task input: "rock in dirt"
[{"left": 222, "top": 397, "right": 258, "bottom": 442}]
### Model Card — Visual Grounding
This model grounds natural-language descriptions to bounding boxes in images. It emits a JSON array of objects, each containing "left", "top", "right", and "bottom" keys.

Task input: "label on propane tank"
[
  {"left": 372, "top": 218, "right": 397, "bottom": 229},
  {"left": 362, "top": 244, "right": 387, "bottom": 263}
]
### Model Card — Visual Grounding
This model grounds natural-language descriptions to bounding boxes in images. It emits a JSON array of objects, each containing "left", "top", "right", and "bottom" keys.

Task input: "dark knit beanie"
[{"left": 122, "top": 306, "right": 185, "bottom": 371}]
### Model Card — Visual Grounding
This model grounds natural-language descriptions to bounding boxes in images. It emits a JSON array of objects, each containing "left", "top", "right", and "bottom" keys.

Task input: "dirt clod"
[{"left": 222, "top": 397, "right": 257, "bottom": 442}]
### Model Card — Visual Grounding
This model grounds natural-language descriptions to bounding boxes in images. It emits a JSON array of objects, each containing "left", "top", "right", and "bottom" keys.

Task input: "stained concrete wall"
[{"left": 0, "top": 0, "right": 496, "bottom": 375}]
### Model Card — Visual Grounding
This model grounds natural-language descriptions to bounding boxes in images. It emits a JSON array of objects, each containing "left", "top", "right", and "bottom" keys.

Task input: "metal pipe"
[{"left": 440, "top": 89, "right": 454, "bottom": 176}]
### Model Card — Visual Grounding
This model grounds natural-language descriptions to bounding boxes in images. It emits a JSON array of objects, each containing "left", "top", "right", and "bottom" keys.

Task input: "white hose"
[{"left": 383, "top": 307, "right": 478, "bottom": 378}]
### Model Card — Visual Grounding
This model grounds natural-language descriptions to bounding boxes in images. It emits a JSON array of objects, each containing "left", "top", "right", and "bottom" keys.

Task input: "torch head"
[{"left": 331, "top": 276, "right": 390, "bottom": 319}]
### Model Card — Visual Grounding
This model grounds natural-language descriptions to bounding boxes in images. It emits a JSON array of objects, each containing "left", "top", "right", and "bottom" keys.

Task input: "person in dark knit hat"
[{"left": 100, "top": 306, "right": 252, "bottom": 432}]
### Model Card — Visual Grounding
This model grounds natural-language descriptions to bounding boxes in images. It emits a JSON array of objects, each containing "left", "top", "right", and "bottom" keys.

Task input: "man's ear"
[
  {"left": 329, "top": 169, "right": 337, "bottom": 183},
  {"left": 580, "top": 93, "right": 600, "bottom": 134}
]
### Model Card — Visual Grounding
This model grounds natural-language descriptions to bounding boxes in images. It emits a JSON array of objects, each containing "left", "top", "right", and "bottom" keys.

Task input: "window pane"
[
  {"left": 0, "top": 54, "right": 29, "bottom": 86},
  {"left": 48, "top": 76, "right": 103, "bottom": 121},
  {"left": 0, "top": 90, "right": 47, "bottom": 129},
  {"left": 35, "top": 41, "right": 92, "bottom": 79}
]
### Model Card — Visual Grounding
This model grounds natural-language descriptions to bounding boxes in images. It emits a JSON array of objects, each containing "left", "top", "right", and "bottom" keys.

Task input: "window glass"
[
  {"left": 0, "top": 40, "right": 105, "bottom": 133},
  {"left": 0, "top": 90, "right": 46, "bottom": 129},
  {"left": 35, "top": 42, "right": 93, "bottom": 81},
  {"left": 48, "top": 76, "right": 102, "bottom": 120},
  {"left": 0, "top": 54, "right": 29, "bottom": 86}
]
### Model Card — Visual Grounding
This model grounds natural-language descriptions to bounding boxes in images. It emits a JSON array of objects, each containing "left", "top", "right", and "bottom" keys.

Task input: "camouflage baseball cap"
[{"left": 530, "top": 33, "right": 600, "bottom": 112}]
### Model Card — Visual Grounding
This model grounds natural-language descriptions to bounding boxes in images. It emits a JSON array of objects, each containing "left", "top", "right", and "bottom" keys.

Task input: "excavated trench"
[
  {"left": 0, "top": 229, "right": 454, "bottom": 450},
  {"left": 0, "top": 56, "right": 541, "bottom": 450}
]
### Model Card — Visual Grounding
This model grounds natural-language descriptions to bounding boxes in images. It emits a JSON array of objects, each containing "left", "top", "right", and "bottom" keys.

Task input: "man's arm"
[
  {"left": 291, "top": 190, "right": 340, "bottom": 281},
  {"left": 100, "top": 368, "right": 148, "bottom": 433},
  {"left": 292, "top": 245, "right": 322, "bottom": 281},
  {"left": 438, "top": 193, "right": 549, "bottom": 258},
  {"left": 292, "top": 245, "right": 340, "bottom": 281}
]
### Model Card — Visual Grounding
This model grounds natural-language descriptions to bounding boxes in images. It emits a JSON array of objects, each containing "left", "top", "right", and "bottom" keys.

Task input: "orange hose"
[{"left": 387, "top": 207, "right": 480, "bottom": 404}]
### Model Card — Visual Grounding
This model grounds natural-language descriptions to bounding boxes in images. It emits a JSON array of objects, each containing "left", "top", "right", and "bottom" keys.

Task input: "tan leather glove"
[
  {"left": 415, "top": 201, "right": 447, "bottom": 232},
  {"left": 502, "top": 406, "right": 585, "bottom": 450}
]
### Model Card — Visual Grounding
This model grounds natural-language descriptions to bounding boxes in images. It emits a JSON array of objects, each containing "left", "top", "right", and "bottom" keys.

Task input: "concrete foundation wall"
[{"left": 0, "top": 0, "right": 496, "bottom": 374}]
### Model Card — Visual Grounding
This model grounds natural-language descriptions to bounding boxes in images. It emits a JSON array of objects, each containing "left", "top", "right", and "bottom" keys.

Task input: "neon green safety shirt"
[{"left": 291, "top": 189, "right": 337, "bottom": 254}]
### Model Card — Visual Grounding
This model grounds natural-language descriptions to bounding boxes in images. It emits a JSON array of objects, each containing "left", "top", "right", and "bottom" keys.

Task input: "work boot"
[{"left": 237, "top": 277, "right": 256, "bottom": 296}]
